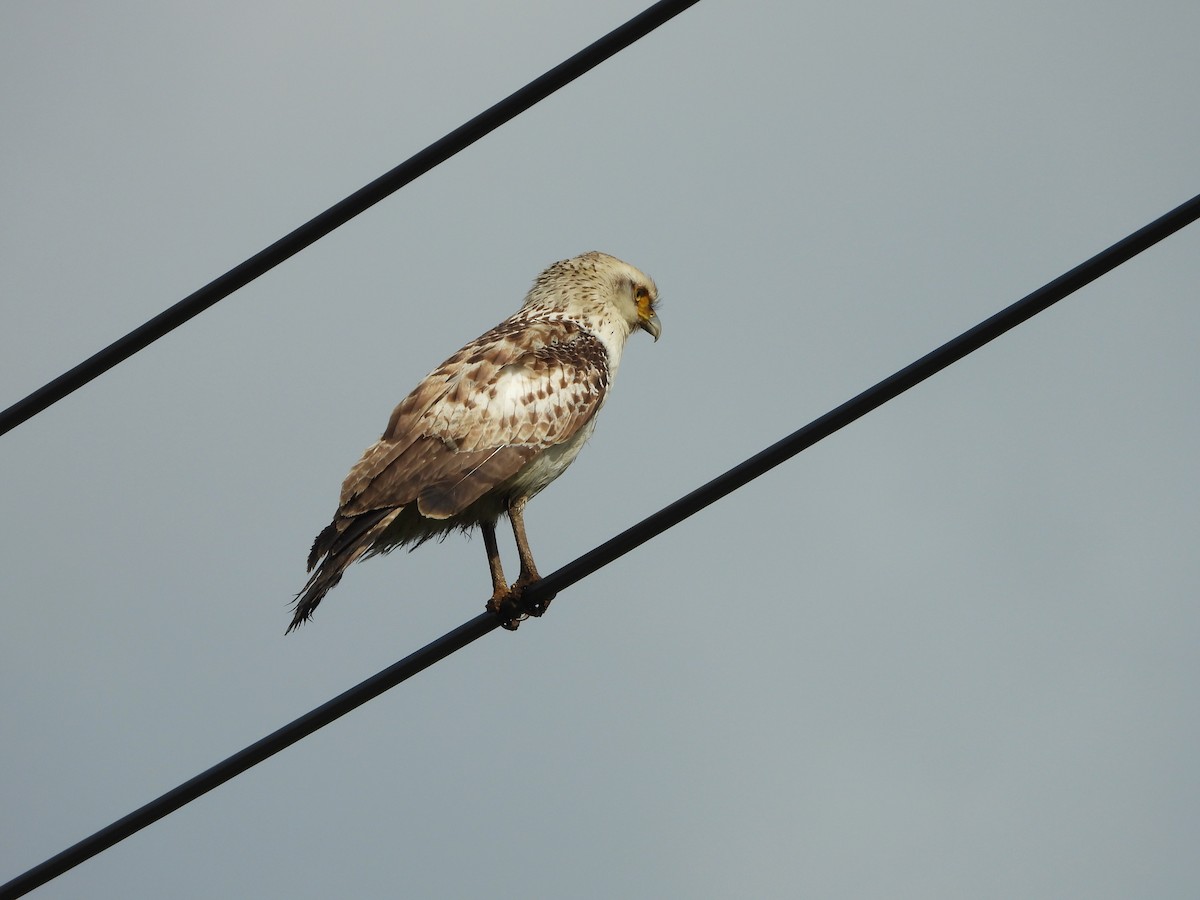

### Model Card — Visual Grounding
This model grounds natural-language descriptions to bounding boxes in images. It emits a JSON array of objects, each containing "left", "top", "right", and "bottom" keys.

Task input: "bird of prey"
[{"left": 289, "top": 251, "right": 661, "bottom": 632}]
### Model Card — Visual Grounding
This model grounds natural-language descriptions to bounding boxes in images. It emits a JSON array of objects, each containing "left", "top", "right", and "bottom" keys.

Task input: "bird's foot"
[
  {"left": 512, "top": 576, "right": 556, "bottom": 619},
  {"left": 485, "top": 578, "right": 556, "bottom": 629},
  {"left": 486, "top": 588, "right": 526, "bottom": 631},
  {"left": 526, "top": 593, "right": 555, "bottom": 618}
]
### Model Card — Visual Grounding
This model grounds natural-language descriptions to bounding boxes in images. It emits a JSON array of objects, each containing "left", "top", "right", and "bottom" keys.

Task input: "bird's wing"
[{"left": 339, "top": 318, "right": 610, "bottom": 520}]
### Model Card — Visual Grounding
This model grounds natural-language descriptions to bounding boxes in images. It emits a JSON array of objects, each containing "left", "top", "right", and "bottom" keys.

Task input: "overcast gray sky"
[{"left": 3, "top": 2, "right": 1198, "bottom": 897}]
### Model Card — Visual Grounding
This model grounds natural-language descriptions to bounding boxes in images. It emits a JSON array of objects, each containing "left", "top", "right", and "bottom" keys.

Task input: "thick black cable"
[
  {"left": 0, "top": 0, "right": 702, "bottom": 440},
  {"left": 3, "top": 192, "right": 1198, "bottom": 898},
  {"left": 521, "top": 191, "right": 1200, "bottom": 607}
]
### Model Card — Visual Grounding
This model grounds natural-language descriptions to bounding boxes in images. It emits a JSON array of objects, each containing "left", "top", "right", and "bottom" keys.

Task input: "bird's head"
[{"left": 525, "top": 251, "right": 661, "bottom": 342}]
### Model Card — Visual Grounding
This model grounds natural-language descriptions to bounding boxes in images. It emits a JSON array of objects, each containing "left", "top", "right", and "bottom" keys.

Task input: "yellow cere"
[{"left": 635, "top": 286, "right": 654, "bottom": 319}]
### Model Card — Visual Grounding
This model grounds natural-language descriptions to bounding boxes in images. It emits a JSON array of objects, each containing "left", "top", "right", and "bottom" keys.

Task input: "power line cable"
[
  {"left": 4, "top": 191, "right": 1197, "bottom": 900},
  {"left": 524, "top": 191, "right": 1200, "bottom": 601},
  {"left": 1, "top": 615, "right": 498, "bottom": 900},
  {"left": 0, "top": 0, "right": 702, "bottom": 440}
]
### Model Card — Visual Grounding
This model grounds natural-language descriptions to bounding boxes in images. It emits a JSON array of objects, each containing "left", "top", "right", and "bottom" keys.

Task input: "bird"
[{"left": 288, "top": 251, "right": 661, "bottom": 633}]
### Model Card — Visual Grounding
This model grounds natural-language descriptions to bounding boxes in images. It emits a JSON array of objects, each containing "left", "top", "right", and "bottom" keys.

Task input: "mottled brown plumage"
[{"left": 289, "top": 252, "right": 660, "bottom": 632}]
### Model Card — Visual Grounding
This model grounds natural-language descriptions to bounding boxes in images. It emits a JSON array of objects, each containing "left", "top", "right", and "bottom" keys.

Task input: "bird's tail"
[{"left": 287, "top": 508, "right": 401, "bottom": 633}]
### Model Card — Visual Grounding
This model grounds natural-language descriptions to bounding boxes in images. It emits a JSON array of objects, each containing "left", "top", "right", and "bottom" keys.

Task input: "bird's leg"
[
  {"left": 508, "top": 497, "right": 555, "bottom": 617},
  {"left": 482, "top": 519, "right": 522, "bottom": 630},
  {"left": 482, "top": 519, "right": 507, "bottom": 601}
]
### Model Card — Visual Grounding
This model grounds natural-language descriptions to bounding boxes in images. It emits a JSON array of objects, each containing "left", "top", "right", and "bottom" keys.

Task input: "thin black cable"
[
  {"left": 0, "top": 0, "right": 702, "bottom": 440},
  {"left": 3, "top": 192, "right": 1198, "bottom": 899}
]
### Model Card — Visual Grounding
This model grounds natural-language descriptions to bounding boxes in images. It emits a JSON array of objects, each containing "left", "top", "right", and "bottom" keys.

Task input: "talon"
[{"left": 527, "top": 595, "right": 555, "bottom": 618}]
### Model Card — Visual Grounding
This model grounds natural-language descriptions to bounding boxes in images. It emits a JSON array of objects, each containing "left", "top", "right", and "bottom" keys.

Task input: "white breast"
[{"left": 503, "top": 414, "right": 600, "bottom": 500}]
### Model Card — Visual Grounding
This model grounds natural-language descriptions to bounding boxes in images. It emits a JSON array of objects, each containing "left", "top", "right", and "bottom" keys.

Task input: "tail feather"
[{"left": 287, "top": 508, "right": 401, "bottom": 633}]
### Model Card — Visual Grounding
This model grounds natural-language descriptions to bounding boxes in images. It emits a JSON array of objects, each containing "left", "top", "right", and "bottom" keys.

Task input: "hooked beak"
[{"left": 639, "top": 311, "right": 662, "bottom": 342}]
